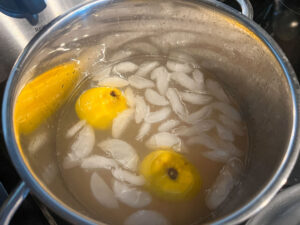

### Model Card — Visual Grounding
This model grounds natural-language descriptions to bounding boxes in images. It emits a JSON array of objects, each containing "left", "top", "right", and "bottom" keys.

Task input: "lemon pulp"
[
  {"left": 14, "top": 62, "right": 80, "bottom": 134},
  {"left": 140, "top": 150, "right": 201, "bottom": 201},
  {"left": 75, "top": 87, "right": 127, "bottom": 129}
]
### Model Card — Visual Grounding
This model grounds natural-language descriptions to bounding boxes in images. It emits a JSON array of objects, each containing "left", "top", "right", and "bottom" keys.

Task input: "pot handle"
[
  {"left": 221, "top": 0, "right": 254, "bottom": 19},
  {"left": 0, "top": 181, "right": 30, "bottom": 225},
  {"left": 236, "top": 0, "right": 253, "bottom": 19}
]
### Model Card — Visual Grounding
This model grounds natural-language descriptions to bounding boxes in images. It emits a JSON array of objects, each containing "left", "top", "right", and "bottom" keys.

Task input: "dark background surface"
[{"left": 0, "top": 0, "right": 300, "bottom": 224}]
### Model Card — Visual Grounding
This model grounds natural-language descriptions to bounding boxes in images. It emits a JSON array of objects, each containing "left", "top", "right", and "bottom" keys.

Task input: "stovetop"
[{"left": 0, "top": 0, "right": 300, "bottom": 224}]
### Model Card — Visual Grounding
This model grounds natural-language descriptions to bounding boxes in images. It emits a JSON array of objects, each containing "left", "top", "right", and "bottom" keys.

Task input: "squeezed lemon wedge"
[
  {"left": 140, "top": 150, "right": 201, "bottom": 201},
  {"left": 75, "top": 87, "right": 127, "bottom": 129},
  {"left": 14, "top": 62, "right": 80, "bottom": 134}
]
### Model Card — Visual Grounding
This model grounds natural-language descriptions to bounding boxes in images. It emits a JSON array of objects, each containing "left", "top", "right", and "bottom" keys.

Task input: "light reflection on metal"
[
  {"left": 0, "top": 0, "right": 90, "bottom": 83},
  {"left": 290, "top": 21, "right": 299, "bottom": 28},
  {"left": 0, "top": 14, "right": 28, "bottom": 48},
  {"left": 45, "top": 1, "right": 67, "bottom": 18}
]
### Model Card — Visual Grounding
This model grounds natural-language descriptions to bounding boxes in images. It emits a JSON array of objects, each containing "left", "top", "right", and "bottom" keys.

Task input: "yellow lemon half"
[
  {"left": 14, "top": 62, "right": 80, "bottom": 135},
  {"left": 140, "top": 150, "right": 201, "bottom": 201},
  {"left": 75, "top": 87, "right": 127, "bottom": 129}
]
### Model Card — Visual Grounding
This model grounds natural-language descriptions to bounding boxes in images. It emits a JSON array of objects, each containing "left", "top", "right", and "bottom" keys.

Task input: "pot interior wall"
[{"left": 11, "top": 0, "right": 294, "bottom": 223}]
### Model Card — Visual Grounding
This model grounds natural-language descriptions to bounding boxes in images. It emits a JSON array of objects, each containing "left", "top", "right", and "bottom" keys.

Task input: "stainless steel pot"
[
  {"left": 1, "top": 0, "right": 300, "bottom": 224},
  {"left": 247, "top": 184, "right": 300, "bottom": 225}
]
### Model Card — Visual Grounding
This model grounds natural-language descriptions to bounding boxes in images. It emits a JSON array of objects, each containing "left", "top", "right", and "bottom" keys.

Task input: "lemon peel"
[
  {"left": 75, "top": 87, "right": 127, "bottom": 129},
  {"left": 14, "top": 62, "right": 80, "bottom": 134},
  {"left": 140, "top": 150, "right": 201, "bottom": 201}
]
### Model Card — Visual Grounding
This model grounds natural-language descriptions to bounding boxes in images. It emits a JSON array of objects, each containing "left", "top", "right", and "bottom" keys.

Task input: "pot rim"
[
  {"left": 2, "top": 0, "right": 300, "bottom": 224},
  {"left": 246, "top": 183, "right": 300, "bottom": 225}
]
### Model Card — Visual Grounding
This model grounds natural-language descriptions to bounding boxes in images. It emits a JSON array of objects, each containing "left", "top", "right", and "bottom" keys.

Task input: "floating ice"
[
  {"left": 166, "top": 60, "right": 193, "bottom": 73},
  {"left": 187, "top": 133, "right": 241, "bottom": 157},
  {"left": 215, "top": 122, "right": 235, "bottom": 142},
  {"left": 145, "top": 89, "right": 169, "bottom": 106},
  {"left": 124, "top": 87, "right": 136, "bottom": 107},
  {"left": 63, "top": 124, "right": 95, "bottom": 169},
  {"left": 219, "top": 114, "right": 244, "bottom": 136},
  {"left": 112, "top": 109, "right": 135, "bottom": 138},
  {"left": 173, "top": 120, "right": 215, "bottom": 136},
  {"left": 171, "top": 72, "right": 200, "bottom": 91},
  {"left": 206, "top": 79, "right": 230, "bottom": 103},
  {"left": 227, "top": 157, "right": 243, "bottom": 176},
  {"left": 158, "top": 120, "right": 180, "bottom": 132},
  {"left": 124, "top": 210, "right": 169, "bottom": 225},
  {"left": 63, "top": 157, "right": 82, "bottom": 169},
  {"left": 202, "top": 150, "right": 230, "bottom": 163},
  {"left": 136, "top": 122, "right": 151, "bottom": 141},
  {"left": 114, "top": 61, "right": 138, "bottom": 74},
  {"left": 187, "top": 133, "right": 219, "bottom": 150},
  {"left": 192, "top": 69, "right": 205, "bottom": 86},
  {"left": 211, "top": 102, "right": 241, "bottom": 122},
  {"left": 41, "top": 163, "right": 58, "bottom": 185},
  {"left": 185, "top": 105, "right": 212, "bottom": 124},
  {"left": 28, "top": 131, "right": 48, "bottom": 155},
  {"left": 151, "top": 66, "right": 170, "bottom": 96},
  {"left": 113, "top": 180, "right": 152, "bottom": 208},
  {"left": 217, "top": 139, "right": 242, "bottom": 157},
  {"left": 146, "top": 132, "right": 182, "bottom": 152},
  {"left": 205, "top": 166, "right": 236, "bottom": 210},
  {"left": 128, "top": 75, "right": 155, "bottom": 89},
  {"left": 91, "top": 66, "right": 111, "bottom": 83},
  {"left": 135, "top": 96, "right": 149, "bottom": 124},
  {"left": 90, "top": 172, "right": 119, "bottom": 209},
  {"left": 98, "top": 76, "right": 129, "bottom": 87},
  {"left": 66, "top": 120, "right": 86, "bottom": 138},
  {"left": 180, "top": 91, "right": 212, "bottom": 105},
  {"left": 135, "top": 61, "right": 160, "bottom": 77},
  {"left": 145, "top": 107, "right": 171, "bottom": 124},
  {"left": 110, "top": 50, "right": 134, "bottom": 61},
  {"left": 81, "top": 155, "right": 119, "bottom": 170},
  {"left": 112, "top": 168, "right": 145, "bottom": 186},
  {"left": 98, "top": 139, "right": 139, "bottom": 171},
  {"left": 166, "top": 88, "right": 188, "bottom": 121}
]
